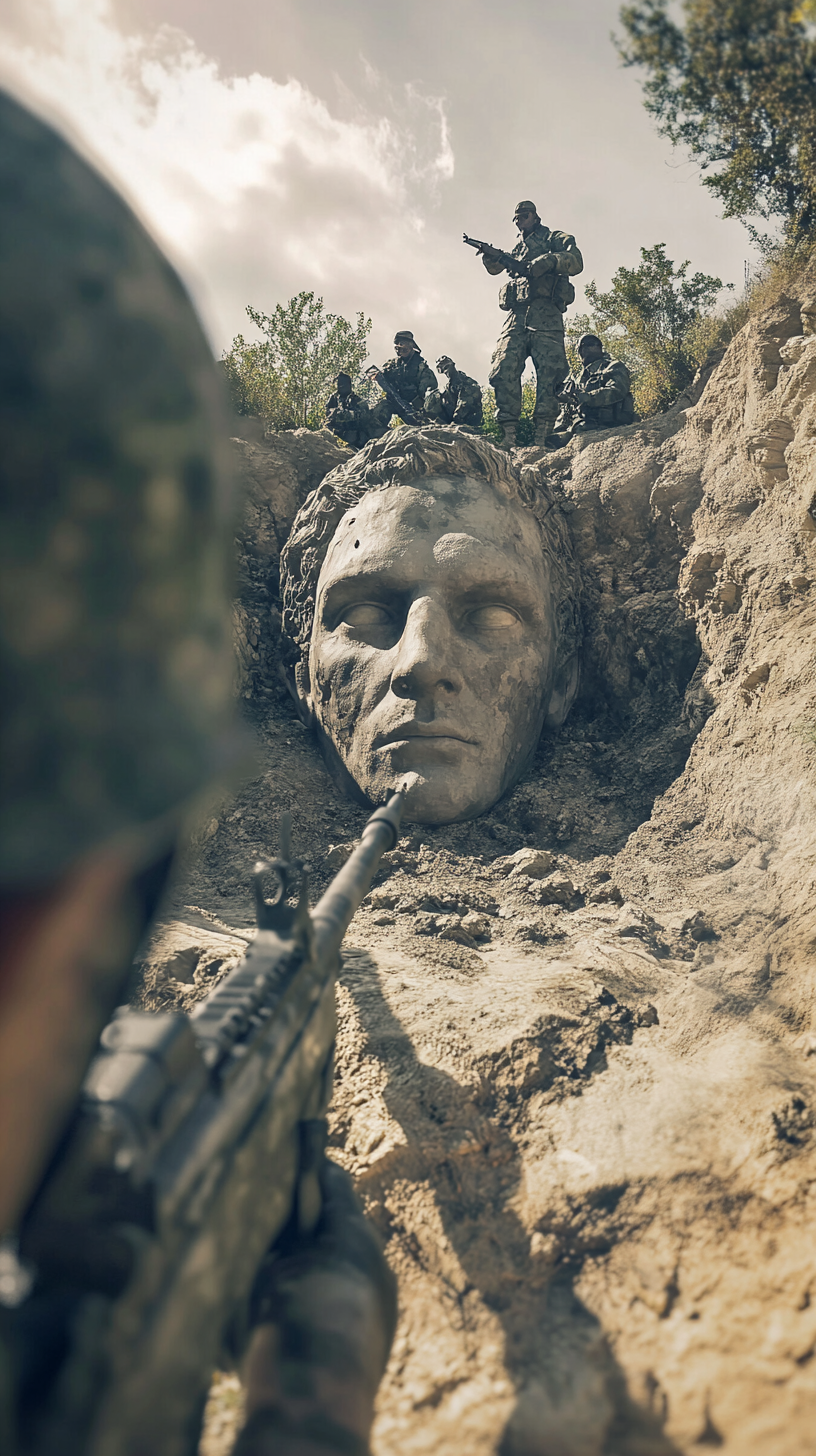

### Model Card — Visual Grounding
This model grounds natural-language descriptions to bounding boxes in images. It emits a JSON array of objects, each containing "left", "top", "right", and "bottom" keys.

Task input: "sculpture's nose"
[{"left": 390, "top": 596, "right": 464, "bottom": 702}]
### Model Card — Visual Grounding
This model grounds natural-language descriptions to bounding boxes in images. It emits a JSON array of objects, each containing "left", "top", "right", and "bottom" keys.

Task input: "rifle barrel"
[{"left": 311, "top": 792, "right": 404, "bottom": 961}]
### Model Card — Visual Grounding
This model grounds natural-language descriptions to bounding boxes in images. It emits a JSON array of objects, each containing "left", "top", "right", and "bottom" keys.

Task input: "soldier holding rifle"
[
  {"left": 551, "top": 332, "right": 636, "bottom": 443},
  {"left": 368, "top": 330, "right": 436, "bottom": 427},
  {"left": 424, "top": 356, "right": 483, "bottom": 429},
  {"left": 465, "top": 200, "right": 583, "bottom": 449},
  {"left": 0, "top": 89, "right": 396, "bottom": 1456},
  {"left": 325, "top": 370, "right": 379, "bottom": 450}
]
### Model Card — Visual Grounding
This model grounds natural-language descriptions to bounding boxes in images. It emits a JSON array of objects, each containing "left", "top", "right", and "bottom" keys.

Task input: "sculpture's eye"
[
  {"left": 466, "top": 604, "right": 521, "bottom": 631},
  {"left": 340, "top": 602, "right": 392, "bottom": 629}
]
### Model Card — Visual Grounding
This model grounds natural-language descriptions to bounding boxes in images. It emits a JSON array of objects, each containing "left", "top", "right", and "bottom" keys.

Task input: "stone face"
[
  {"left": 158, "top": 282, "right": 816, "bottom": 1455},
  {"left": 306, "top": 470, "right": 561, "bottom": 823}
]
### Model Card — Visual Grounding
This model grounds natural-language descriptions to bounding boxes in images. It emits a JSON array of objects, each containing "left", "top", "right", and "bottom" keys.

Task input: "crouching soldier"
[
  {"left": 424, "top": 355, "right": 483, "bottom": 429},
  {"left": 325, "top": 370, "right": 379, "bottom": 450},
  {"left": 552, "top": 333, "right": 636, "bottom": 443},
  {"left": 369, "top": 330, "right": 436, "bottom": 427}
]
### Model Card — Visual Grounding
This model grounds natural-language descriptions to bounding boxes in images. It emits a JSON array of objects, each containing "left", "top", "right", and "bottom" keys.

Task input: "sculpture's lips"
[{"left": 375, "top": 722, "right": 478, "bottom": 748}]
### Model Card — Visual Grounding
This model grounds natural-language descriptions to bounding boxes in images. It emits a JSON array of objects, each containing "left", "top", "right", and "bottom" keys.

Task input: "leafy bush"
[
  {"left": 223, "top": 293, "right": 372, "bottom": 430},
  {"left": 481, "top": 378, "right": 537, "bottom": 443}
]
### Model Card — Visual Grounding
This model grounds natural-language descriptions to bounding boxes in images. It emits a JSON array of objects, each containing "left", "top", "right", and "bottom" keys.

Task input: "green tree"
[
  {"left": 567, "top": 243, "right": 727, "bottom": 416},
  {"left": 481, "top": 387, "right": 501, "bottom": 441},
  {"left": 616, "top": 0, "right": 816, "bottom": 243},
  {"left": 222, "top": 292, "right": 372, "bottom": 430}
]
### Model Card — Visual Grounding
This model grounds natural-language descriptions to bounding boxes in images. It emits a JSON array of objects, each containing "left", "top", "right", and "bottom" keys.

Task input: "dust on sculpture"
[{"left": 280, "top": 427, "right": 581, "bottom": 823}]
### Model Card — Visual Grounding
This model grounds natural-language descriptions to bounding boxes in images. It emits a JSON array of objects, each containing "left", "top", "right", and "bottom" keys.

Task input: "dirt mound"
[{"left": 154, "top": 294, "right": 816, "bottom": 1454}]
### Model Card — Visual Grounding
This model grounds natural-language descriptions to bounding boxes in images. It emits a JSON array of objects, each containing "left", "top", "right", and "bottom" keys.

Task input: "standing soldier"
[
  {"left": 370, "top": 330, "right": 436, "bottom": 427},
  {"left": 325, "top": 370, "right": 378, "bottom": 450},
  {"left": 424, "top": 355, "right": 483, "bottom": 429},
  {"left": 475, "top": 200, "right": 583, "bottom": 449},
  {"left": 553, "top": 332, "right": 636, "bottom": 442}
]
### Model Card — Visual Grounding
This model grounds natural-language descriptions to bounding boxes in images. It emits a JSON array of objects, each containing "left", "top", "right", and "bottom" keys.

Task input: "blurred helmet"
[{"left": 0, "top": 90, "right": 240, "bottom": 888}]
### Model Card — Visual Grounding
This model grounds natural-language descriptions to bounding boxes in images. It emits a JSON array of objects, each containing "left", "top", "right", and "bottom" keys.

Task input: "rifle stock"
[{"left": 8, "top": 793, "right": 404, "bottom": 1456}]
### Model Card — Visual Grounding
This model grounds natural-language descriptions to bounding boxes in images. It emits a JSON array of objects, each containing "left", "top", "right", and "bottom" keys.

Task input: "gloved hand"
[{"left": 232, "top": 1160, "right": 397, "bottom": 1456}]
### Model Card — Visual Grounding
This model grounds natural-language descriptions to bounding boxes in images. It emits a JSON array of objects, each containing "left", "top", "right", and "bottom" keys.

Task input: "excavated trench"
[{"left": 142, "top": 290, "right": 816, "bottom": 1455}]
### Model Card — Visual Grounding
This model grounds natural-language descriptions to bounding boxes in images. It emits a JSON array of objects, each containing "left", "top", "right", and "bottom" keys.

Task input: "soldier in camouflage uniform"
[
  {"left": 480, "top": 200, "right": 583, "bottom": 449},
  {"left": 0, "top": 89, "right": 394, "bottom": 1456},
  {"left": 370, "top": 330, "right": 436, "bottom": 427},
  {"left": 325, "top": 370, "right": 378, "bottom": 450},
  {"left": 552, "top": 333, "right": 636, "bottom": 441},
  {"left": 424, "top": 355, "right": 483, "bottom": 429}
]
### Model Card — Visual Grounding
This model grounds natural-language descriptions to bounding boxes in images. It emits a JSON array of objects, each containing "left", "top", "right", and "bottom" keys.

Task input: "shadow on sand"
[{"left": 337, "top": 949, "right": 684, "bottom": 1456}]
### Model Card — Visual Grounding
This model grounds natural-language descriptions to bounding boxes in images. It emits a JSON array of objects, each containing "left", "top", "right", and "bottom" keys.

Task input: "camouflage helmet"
[
  {"left": 513, "top": 200, "right": 540, "bottom": 222},
  {"left": 0, "top": 91, "right": 239, "bottom": 889}
]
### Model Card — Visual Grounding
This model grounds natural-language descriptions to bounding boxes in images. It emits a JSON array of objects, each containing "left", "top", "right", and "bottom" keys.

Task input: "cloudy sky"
[{"left": 0, "top": 0, "right": 758, "bottom": 379}]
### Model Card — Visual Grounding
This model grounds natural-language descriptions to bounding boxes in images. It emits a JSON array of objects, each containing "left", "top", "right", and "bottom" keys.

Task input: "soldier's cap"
[
  {"left": 513, "top": 200, "right": 539, "bottom": 218},
  {"left": 578, "top": 333, "right": 603, "bottom": 349},
  {"left": 0, "top": 89, "right": 243, "bottom": 890},
  {"left": 393, "top": 330, "right": 419, "bottom": 347}
]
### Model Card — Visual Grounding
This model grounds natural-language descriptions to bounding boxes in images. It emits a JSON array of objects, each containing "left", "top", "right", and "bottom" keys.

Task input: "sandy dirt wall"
[{"left": 148, "top": 290, "right": 816, "bottom": 1454}]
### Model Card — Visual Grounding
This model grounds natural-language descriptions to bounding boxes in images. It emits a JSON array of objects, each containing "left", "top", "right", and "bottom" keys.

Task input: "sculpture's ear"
[
  {"left": 543, "top": 653, "right": 580, "bottom": 729},
  {"left": 282, "top": 656, "right": 314, "bottom": 727}
]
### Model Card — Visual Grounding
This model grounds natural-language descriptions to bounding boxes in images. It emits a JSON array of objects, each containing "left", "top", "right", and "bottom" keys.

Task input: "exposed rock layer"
[{"left": 151, "top": 293, "right": 816, "bottom": 1455}]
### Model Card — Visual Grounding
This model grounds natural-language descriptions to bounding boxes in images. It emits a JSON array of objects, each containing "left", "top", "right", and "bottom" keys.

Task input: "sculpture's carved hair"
[{"left": 280, "top": 425, "right": 581, "bottom": 675}]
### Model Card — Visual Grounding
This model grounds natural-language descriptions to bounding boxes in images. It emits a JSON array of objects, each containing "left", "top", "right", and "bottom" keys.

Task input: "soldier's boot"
[
  {"left": 501, "top": 422, "right": 518, "bottom": 450},
  {"left": 534, "top": 414, "right": 558, "bottom": 448}
]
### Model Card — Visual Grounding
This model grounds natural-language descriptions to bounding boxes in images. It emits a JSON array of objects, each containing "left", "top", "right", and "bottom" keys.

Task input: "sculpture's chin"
[
  {"left": 395, "top": 770, "right": 502, "bottom": 825},
  {"left": 314, "top": 722, "right": 538, "bottom": 825}
]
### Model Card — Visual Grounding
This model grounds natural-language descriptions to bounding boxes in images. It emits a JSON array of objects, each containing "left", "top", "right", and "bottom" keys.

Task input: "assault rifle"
[
  {"left": 555, "top": 374, "right": 583, "bottom": 421},
  {"left": 6, "top": 793, "right": 404, "bottom": 1456},
  {"left": 462, "top": 233, "right": 528, "bottom": 279},
  {"left": 366, "top": 364, "right": 424, "bottom": 426}
]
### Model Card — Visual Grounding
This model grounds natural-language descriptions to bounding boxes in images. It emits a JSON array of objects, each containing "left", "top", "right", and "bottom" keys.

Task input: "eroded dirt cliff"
[{"left": 149, "top": 289, "right": 816, "bottom": 1455}]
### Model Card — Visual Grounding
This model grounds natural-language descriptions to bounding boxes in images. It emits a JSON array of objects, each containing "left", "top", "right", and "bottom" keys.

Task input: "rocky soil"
[{"left": 149, "top": 288, "right": 816, "bottom": 1454}]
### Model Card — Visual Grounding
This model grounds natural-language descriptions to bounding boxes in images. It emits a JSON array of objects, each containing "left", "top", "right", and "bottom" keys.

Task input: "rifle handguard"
[{"left": 310, "top": 792, "right": 405, "bottom": 962}]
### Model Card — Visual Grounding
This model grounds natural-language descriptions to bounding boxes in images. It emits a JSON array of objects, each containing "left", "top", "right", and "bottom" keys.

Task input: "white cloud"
[{"left": 0, "top": 0, "right": 456, "bottom": 356}]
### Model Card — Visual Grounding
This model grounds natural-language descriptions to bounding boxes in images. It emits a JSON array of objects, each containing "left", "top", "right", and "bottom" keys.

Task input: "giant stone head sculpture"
[{"left": 281, "top": 428, "right": 580, "bottom": 823}]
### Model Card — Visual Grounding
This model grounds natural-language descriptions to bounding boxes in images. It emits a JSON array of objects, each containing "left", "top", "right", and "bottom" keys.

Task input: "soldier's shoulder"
[
  {"left": 381, "top": 356, "right": 399, "bottom": 371},
  {"left": 549, "top": 229, "right": 578, "bottom": 250}
]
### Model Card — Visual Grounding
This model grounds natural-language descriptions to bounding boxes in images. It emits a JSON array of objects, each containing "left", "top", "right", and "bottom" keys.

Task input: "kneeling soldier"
[
  {"left": 553, "top": 333, "right": 636, "bottom": 442},
  {"left": 370, "top": 330, "right": 436, "bottom": 427},
  {"left": 325, "top": 370, "right": 378, "bottom": 450},
  {"left": 424, "top": 355, "right": 483, "bottom": 429}
]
